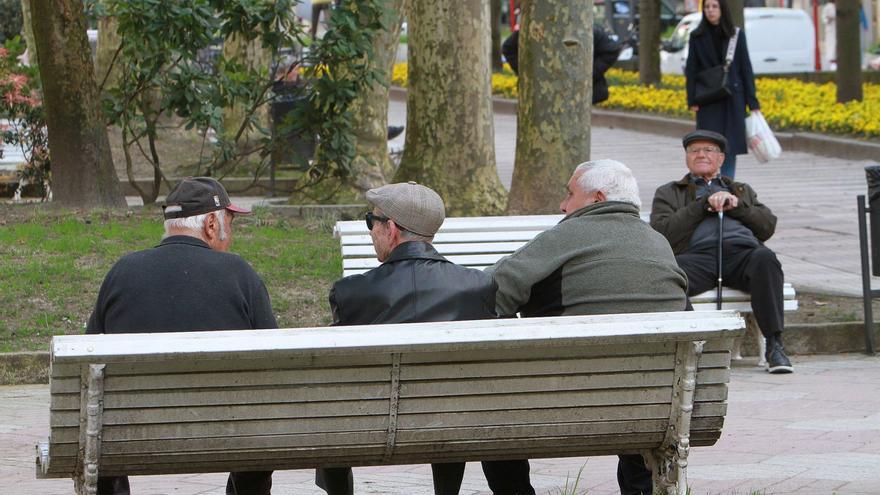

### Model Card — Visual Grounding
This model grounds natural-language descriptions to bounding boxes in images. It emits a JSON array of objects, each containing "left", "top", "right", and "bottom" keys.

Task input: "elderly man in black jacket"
[
  {"left": 320, "top": 183, "right": 535, "bottom": 495},
  {"left": 87, "top": 177, "right": 278, "bottom": 495}
]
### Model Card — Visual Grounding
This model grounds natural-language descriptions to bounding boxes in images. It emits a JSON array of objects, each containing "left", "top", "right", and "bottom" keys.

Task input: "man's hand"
[{"left": 707, "top": 191, "right": 738, "bottom": 212}]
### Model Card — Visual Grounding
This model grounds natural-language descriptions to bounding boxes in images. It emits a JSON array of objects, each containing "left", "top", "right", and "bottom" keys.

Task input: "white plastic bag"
[{"left": 745, "top": 112, "right": 781, "bottom": 163}]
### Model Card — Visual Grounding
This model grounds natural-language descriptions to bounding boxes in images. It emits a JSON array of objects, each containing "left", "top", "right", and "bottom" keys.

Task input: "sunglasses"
[{"left": 365, "top": 212, "right": 391, "bottom": 231}]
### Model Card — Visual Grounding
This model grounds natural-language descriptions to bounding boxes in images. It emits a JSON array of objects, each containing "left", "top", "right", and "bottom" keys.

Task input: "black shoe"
[
  {"left": 387, "top": 125, "right": 404, "bottom": 140},
  {"left": 766, "top": 339, "right": 794, "bottom": 374}
]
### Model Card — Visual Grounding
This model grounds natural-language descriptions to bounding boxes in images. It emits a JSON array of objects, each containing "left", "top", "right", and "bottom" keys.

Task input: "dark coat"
[
  {"left": 330, "top": 241, "right": 497, "bottom": 325},
  {"left": 685, "top": 27, "right": 760, "bottom": 156},
  {"left": 501, "top": 28, "right": 620, "bottom": 104},
  {"left": 650, "top": 174, "right": 777, "bottom": 254},
  {"left": 87, "top": 235, "right": 277, "bottom": 334}
]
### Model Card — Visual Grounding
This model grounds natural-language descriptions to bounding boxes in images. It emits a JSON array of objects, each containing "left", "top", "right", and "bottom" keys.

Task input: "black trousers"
[
  {"left": 97, "top": 471, "right": 272, "bottom": 495},
  {"left": 675, "top": 244, "right": 785, "bottom": 339},
  {"left": 317, "top": 460, "right": 534, "bottom": 495},
  {"left": 617, "top": 454, "right": 653, "bottom": 495}
]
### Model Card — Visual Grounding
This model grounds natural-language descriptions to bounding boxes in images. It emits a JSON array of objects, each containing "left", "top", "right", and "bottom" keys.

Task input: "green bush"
[{"left": 0, "top": 0, "right": 23, "bottom": 45}]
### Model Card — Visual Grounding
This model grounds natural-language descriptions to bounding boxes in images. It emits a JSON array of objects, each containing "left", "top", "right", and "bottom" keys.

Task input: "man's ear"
[
  {"left": 595, "top": 190, "right": 607, "bottom": 203},
  {"left": 387, "top": 220, "right": 405, "bottom": 244},
  {"left": 203, "top": 211, "right": 218, "bottom": 241}
]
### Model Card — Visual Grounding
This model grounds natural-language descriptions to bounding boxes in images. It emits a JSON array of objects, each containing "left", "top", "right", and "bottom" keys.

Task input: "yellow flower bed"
[{"left": 392, "top": 64, "right": 880, "bottom": 138}]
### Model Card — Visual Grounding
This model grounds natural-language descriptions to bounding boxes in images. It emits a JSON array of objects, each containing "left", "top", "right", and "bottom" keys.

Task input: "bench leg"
[
  {"left": 645, "top": 340, "right": 703, "bottom": 495},
  {"left": 74, "top": 364, "right": 106, "bottom": 495},
  {"left": 731, "top": 315, "right": 767, "bottom": 367}
]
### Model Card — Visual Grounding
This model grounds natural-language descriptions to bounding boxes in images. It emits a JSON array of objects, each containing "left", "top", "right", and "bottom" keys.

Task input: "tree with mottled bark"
[
  {"left": 639, "top": 0, "right": 661, "bottom": 86},
  {"left": 507, "top": 0, "right": 592, "bottom": 214},
  {"left": 222, "top": 34, "right": 270, "bottom": 143},
  {"left": 31, "top": 0, "right": 125, "bottom": 207},
  {"left": 348, "top": 0, "right": 404, "bottom": 194},
  {"left": 395, "top": 0, "right": 507, "bottom": 216},
  {"left": 835, "top": 0, "right": 863, "bottom": 103},
  {"left": 18, "top": 0, "right": 37, "bottom": 66},
  {"left": 96, "top": 16, "right": 121, "bottom": 89}
]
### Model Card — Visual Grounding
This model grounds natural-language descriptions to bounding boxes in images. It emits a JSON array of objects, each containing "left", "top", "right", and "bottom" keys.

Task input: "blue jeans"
[{"left": 720, "top": 153, "right": 737, "bottom": 179}]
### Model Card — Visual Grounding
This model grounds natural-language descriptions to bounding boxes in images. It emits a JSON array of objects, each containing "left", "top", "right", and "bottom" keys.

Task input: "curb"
[
  {"left": 3, "top": 322, "right": 876, "bottom": 386},
  {"left": 390, "top": 86, "right": 880, "bottom": 162}
]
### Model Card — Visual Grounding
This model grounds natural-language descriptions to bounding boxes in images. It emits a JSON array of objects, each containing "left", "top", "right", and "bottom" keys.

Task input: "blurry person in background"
[{"left": 684, "top": 0, "right": 760, "bottom": 179}]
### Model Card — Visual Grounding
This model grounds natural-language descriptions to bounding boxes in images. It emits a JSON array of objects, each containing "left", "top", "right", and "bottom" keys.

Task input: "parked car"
[
  {"left": 660, "top": 8, "right": 816, "bottom": 75},
  {"left": 595, "top": 0, "right": 683, "bottom": 52}
]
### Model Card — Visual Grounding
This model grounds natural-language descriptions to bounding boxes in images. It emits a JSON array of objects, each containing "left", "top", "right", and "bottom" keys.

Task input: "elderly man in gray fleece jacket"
[{"left": 486, "top": 159, "right": 688, "bottom": 495}]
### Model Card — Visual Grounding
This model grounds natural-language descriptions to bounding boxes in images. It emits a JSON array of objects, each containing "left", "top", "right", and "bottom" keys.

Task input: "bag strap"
[{"left": 724, "top": 28, "right": 740, "bottom": 69}]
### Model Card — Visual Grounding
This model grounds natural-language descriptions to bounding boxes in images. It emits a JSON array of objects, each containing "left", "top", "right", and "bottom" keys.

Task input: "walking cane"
[{"left": 716, "top": 203, "right": 725, "bottom": 310}]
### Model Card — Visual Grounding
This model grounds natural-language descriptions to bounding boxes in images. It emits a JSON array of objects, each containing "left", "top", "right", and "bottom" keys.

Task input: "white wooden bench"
[
  {"left": 36, "top": 311, "right": 744, "bottom": 495},
  {"left": 333, "top": 214, "right": 797, "bottom": 313}
]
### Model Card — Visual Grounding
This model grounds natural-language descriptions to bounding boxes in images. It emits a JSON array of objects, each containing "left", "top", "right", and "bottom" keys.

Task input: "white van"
[{"left": 660, "top": 8, "right": 816, "bottom": 75}]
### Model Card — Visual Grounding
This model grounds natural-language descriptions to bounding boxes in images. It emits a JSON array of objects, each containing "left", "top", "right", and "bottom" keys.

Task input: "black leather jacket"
[{"left": 330, "top": 241, "right": 497, "bottom": 325}]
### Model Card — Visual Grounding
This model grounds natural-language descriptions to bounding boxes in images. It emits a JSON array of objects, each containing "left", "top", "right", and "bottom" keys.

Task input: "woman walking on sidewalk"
[{"left": 685, "top": 0, "right": 760, "bottom": 179}]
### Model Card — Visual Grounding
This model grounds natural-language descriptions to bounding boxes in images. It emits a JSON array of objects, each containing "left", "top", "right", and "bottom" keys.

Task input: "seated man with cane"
[{"left": 650, "top": 130, "right": 794, "bottom": 374}]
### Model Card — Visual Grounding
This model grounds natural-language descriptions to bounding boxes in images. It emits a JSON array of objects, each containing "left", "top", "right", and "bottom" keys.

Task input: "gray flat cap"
[
  {"left": 682, "top": 129, "right": 728, "bottom": 153},
  {"left": 366, "top": 182, "right": 445, "bottom": 236}
]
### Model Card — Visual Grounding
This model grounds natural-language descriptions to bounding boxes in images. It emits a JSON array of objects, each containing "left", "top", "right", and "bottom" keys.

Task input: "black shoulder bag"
[{"left": 693, "top": 27, "right": 739, "bottom": 106}]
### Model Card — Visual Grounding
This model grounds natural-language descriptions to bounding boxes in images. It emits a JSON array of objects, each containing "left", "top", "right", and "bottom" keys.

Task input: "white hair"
[
  {"left": 163, "top": 209, "right": 227, "bottom": 240},
  {"left": 574, "top": 159, "right": 641, "bottom": 209}
]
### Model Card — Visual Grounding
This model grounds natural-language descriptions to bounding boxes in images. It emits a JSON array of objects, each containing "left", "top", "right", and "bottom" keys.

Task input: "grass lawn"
[{"left": 0, "top": 207, "right": 342, "bottom": 352}]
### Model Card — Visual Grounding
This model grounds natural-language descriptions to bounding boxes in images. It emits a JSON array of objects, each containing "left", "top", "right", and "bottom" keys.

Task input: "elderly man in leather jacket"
[
  {"left": 650, "top": 129, "right": 793, "bottom": 374},
  {"left": 321, "top": 182, "right": 535, "bottom": 495}
]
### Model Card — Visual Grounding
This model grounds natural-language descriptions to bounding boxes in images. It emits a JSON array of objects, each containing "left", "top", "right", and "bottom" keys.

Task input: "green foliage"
[
  {"left": 98, "top": 0, "right": 386, "bottom": 202},
  {"left": 282, "top": 0, "right": 386, "bottom": 184},
  {"left": 0, "top": 0, "right": 23, "bottom": 44},
  {"left": 553, "top": 463, "right": 588, "bottom": 495}
]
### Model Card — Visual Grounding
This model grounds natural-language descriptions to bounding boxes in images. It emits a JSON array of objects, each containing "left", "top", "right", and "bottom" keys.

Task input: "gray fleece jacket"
[{"left": 487, "top": 201, "right": 688, "bottom": 317}]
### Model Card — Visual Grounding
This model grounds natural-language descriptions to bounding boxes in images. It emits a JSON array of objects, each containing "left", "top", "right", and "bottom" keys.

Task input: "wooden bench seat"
[
  {"left": 36, "top": 311, "right": 744, "bottom": 495},
  {"left": 334, "top": 214, "right": 798, "bottom": 312}
]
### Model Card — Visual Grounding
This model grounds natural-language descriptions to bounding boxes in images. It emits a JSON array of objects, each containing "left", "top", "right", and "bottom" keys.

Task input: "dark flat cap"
[
  {"left": 682, "top": 130, "right": 727, "bottom": 153},
  {"left": 162, "top": 177, "right": 250, "bottom": 219}
]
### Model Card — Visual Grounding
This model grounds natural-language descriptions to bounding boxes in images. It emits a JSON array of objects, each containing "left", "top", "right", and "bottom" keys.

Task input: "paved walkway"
[
  {"left": 389, "top": 100, "right": 879, "bottom": 297},
  {"left": 5, "top": 354, "right": 878, "bottom": 495}
]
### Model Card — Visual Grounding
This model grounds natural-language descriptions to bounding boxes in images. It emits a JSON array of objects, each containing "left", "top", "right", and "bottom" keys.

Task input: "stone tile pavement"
[{"left": 4, "top": 354, "right": 878, "bottom": 495}]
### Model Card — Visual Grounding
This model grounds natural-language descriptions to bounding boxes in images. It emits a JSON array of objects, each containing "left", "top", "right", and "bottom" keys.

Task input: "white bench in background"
[
  {"left": 36, "top": 311, "right": 745, "bottom": 495},
  {"left": 333, "top": 214, "right": 798, "bottom": 312},
  {"left": 335, "top": 214, "right": 797, "bottom": 364}
]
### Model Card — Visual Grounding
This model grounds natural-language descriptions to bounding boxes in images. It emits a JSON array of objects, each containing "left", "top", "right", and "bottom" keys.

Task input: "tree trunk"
[
  {"left": 96, "top": 15, "right": 121, "bottom": 91},
  {"left": 836, "top": 0, "right": 863, "bottom": 102},
  {"left": 222, "top": 34, "right": 270, "bottom": 143},
  {"left": 728, "top": 0, "right": 745, "bottom": 28},
  {"left": 507, "top": 0, "right": 592, "bottom": 214},
  {"left": 30, "top": 0, "right": 125, "bottom": 208},
  {"left": 19, "top": 0, "right": 37, "bottom": 67},
  {"left": 638, "top": 0, "right": 661, "bottom": 86},
  {"left": 395, "top": 0, "right": 507, "bottom": 216},
  {"left": 347, "top": 0, "right": 404, "bottom": 194},
  {"left": 491, "top": 0, "right": 504, "bottom": 72}
]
